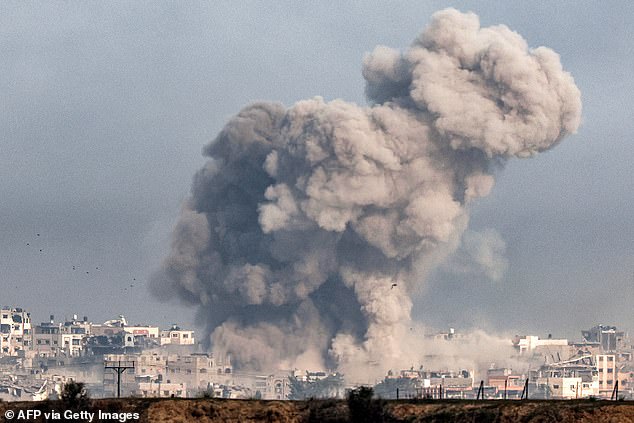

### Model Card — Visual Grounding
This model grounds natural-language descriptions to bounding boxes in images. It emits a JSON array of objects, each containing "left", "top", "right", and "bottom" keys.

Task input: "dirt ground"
[{"left": 1, "top": 398, "right": 633, "bottom": 422}]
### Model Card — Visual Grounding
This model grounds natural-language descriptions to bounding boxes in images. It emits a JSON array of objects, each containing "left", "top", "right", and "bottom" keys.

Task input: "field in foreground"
[{"left": 1, "top": 398, "right": 634, "bottom": 423}]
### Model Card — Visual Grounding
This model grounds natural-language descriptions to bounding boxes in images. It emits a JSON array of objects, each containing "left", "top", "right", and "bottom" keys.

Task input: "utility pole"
[
  {"left": 104, "top": 360, "right": 135, "bottom": 398},
  {"left": 611, "top": 380, "right": 619, "bottom": 401},
  {"left": 520, "top": 378, "right": 529, "bottom": 400},
  {"left": 476, "top": 380, "right": 484, "bottom": 400}
]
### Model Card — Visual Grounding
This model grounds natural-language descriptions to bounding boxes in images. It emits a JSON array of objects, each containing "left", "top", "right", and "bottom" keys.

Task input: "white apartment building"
[
  {"left": 160, "top": 325, "right": 195, "bottom": 345},
  {"left": 513, "top": 335, "right": 569, "bottom": 355},
  {"left": 0, "top": 307, "right": 32, "bottom": 356},
  {"left": 596, "top": 354, "right": 617, "bottom": 396}
]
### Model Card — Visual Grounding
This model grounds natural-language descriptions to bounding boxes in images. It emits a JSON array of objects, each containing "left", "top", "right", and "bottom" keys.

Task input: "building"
[
  {"left": 426, "top": 328, "right": 467, "bottom": 341},
  {"left": 135, "top": 380, "right": 187, "bottom": 398},
  {"left": 539, "top": 377, "right": 584, "bottom": 399},
  {"left": 122, "top": 326, "right": 159, "bottom": 339},
  {"left": 135, "top": 351, "right": 169, "bottom": 379},
  {"left": 266, "top": 373, "right": 291, "bottom": 400},
  {"left": 582, "top": 325, "right": 626, "bottom": 353},
  {"left": 166, "top": 353, "right": 231, "bottom": 393},
  {"left": 160, "top": 325, "right": 195, "bottom": 346},
  {"left": 103, "top": 353, "right": 138, "bottom": 397},
  {"left": 33, "top": 315, "right": 89, "bottom": 357},
  {"left": 103, "top": 351, "right": 231, "bottom": 398},
  {"left": 512, "top": 335, "right": 569, "bottom": 355},
  {"left": 617, "top": 365, "right": 634, "bottom": 399},
  {"left": 530, "top": 354, "right": 599, "bottom": 399},
  {"left": 486, "top": 368, "right": 525, "bottom": 399},
  {"left": 0, "top": 307, "right": 32, "bottom": 356},
  {"left": 596, "top": 354, "right": 617, "bottom": 396}
]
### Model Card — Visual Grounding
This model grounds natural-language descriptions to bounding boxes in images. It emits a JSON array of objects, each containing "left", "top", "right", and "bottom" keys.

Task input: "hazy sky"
[{"left": 1, "top": 2, "right": 632, "bottom": 340}]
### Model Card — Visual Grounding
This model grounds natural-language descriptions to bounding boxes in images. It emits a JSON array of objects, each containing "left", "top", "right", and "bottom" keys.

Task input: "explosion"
[{"left": 151, "top": 9, "right": 581, "bottom": 380}]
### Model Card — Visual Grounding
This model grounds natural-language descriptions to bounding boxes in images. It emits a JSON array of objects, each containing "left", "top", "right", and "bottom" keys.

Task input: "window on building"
[
  {"left": 553, "top": 384, "right": 560, "bottom": 389},
  {"left": 72, "top": 339, "right": 80, "bottom": 345},
  {"left": 608, "top": 356, "right": 614, "bottom": 362},
  {"left": 183, "top": 334, "right": 188, "bottom": 338}
]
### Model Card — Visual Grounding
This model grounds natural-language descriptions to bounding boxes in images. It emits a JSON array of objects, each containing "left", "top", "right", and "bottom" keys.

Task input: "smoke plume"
[{"left": 151, "top": 8, "right": 581, "bottom": 378}]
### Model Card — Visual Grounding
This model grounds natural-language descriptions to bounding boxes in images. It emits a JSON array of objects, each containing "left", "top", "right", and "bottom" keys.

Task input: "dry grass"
[{"left": 1, "top": 398, "right": 634, "bottom": 422}]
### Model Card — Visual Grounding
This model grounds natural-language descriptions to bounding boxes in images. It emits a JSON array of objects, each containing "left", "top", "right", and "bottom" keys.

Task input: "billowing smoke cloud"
[
  {"left": 440, "top": 228, "right": 509, "bottom": 282},
  {"left": 151, "top": 8, "right": 581, "bottom": 378}
]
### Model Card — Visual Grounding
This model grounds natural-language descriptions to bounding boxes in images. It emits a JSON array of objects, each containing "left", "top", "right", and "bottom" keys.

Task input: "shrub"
[
  {"left": 347, "top": 387, "right": 384, "bottom": 423},
  {"left": 61, "top": 381, "right": 89, "bottom": 408}
]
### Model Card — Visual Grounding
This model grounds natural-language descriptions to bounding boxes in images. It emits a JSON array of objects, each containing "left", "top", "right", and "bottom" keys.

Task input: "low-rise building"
[
  {"left": 160, "top": 325, "right": 195, "bottom": 346},
  {"left": 512, "top": 335, "right": 569, "bottom": 355},
  {"left": 135, "top": 380, "right": 187, "bottom": 398}
]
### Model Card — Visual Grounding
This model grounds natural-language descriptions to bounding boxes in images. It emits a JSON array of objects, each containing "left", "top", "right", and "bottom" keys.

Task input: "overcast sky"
[{"left": 1, "top": 1, "right": 632, "bottom": 339}]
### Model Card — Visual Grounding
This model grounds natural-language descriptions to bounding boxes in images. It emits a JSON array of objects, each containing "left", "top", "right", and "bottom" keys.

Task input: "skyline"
[{"left": 1, "top": 2, "right": 633, "bottom": 342}]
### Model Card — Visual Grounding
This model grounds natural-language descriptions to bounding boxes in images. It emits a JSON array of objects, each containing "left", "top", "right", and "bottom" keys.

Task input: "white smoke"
[{"left": 151, "top": 8, "right": 581, "bottom": 379}]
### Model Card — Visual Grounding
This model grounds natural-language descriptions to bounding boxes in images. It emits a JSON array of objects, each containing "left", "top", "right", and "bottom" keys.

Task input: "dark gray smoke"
[{"left": 151, "top": 9, "right": 581, "bottom": 379}]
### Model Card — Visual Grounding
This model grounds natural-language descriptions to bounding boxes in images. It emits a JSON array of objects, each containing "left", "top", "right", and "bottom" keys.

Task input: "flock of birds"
[{"left": 24, "top": 232, "right": 138, "bottom": 292}]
